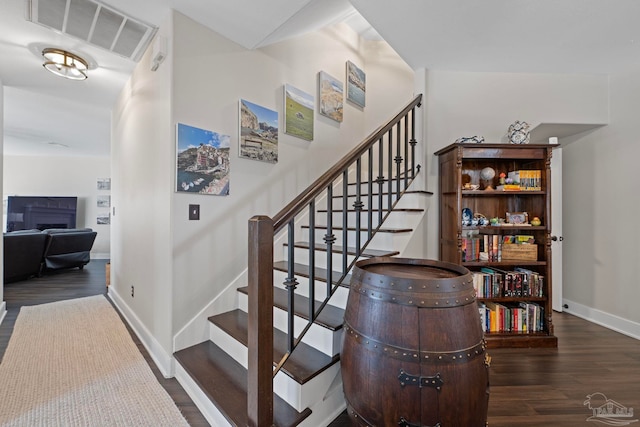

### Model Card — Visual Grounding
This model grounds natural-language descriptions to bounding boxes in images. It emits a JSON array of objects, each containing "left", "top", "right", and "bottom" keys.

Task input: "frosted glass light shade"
[{"left": 42, "top": 48, "right": 88, "bottom": 80}]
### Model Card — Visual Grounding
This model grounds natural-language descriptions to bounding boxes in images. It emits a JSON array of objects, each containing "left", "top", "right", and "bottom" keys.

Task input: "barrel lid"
[{"left": 355, "top": 257, "right": 469, "bottom": 280}]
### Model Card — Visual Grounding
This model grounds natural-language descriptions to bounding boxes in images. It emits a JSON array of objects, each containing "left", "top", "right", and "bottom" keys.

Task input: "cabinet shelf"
[
  {"left": 462, "top": 190, "right": 546, "bottom": 196},
  {"left": 436, "top": 142, "right": 557, "bottom": 348},
  {"left": 463, "top": 261, "right": 547, "bottom": 267}
]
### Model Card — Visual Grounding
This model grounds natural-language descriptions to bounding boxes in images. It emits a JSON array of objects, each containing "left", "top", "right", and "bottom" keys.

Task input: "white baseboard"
[
  {"left": 0, "top": 301, "right": 6, "bottom": 327},
  {"left": 563, "top": 298, "right": 640, "bottom": 341},
  {"left": 107, "top": 287, "right": 174, "bottom": 378},
  {"left": 91, "top": 253, "right": 110, "bottom": 260}
]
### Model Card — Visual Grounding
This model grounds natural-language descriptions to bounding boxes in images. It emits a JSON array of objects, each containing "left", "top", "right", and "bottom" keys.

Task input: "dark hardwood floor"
[
  {"left": 4, "top": 261, "right": 640, "bottom": 426},
  {"left": 330, "top": 311, "right": 640, "bottom": 426},
  {"left": 0, "top": 260, "right": 209, "bottom": 427}
]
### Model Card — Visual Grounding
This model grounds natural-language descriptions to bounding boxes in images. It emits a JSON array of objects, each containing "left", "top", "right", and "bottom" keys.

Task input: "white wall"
[
  {"left": 423, "top": 70, "right": 609, "bottom": 259},
  {"left": 170, "top": 14, "right": 416, "bottom": 330},
  {"left": 110, "top": 13, "right": 174, "bottom": 367},
  {"left": 1, "top": 81, "right": 4, "bottom": 308},
  {"left": 3, "top": 155, "right": 111, "bottom": 257},
  {"left": 111, "top": 9, "right": 416, "bottom": 363},
  {"left": 562, "top": 67, "right": 640, "bottom": 332}
]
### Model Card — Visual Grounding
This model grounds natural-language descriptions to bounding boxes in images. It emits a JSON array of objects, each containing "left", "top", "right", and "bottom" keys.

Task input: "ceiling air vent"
[{"left": 27, "top": 0, "right": 157, "bottom": 62}]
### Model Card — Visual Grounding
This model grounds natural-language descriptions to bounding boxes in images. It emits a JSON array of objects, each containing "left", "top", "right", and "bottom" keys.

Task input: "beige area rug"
[{"left": 0, "top": 295, "right": 190, "bottom": 427}]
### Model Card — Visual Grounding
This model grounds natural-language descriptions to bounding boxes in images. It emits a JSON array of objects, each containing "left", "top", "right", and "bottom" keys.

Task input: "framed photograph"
[
  {"left": 346, "top": 60, "right": 365, "bottom": 108},
  {"left": 318, "top": 71, "right": 343, "bottom": 122},
  {"left": 97, "top": 213, "right": 110, "bottom": 225},
  {"left": 284, "top": 84, "right": 314, "bottom": 141},
  {"left": 176, "top": 123, "right": 231, "bottom": 195},
  {"left": 506, "top": 211, "right": 529, "bottom": 225},
  {"left": 239, "top": 99, "right": 279, "bottom": 163},
  {"left": 97, "top": 178, "right": 111, "bottom": 191},
  {"left": 97, "top": 195, "right": 111, "bottom": 208}
]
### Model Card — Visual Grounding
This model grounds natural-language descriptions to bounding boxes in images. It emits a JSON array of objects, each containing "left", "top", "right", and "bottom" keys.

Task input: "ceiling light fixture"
[{"left": 42, "top": 48, "right": 89, "bottom": 80}]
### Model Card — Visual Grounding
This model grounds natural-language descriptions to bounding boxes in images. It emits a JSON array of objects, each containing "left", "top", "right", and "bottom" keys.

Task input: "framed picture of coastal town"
[
  {"left": 346, "top": 61, "right": 365, "bottom": 108},
  {"left": 318, "top": 71, "right": 343, "bottom": 123},
  {"left": 175, "top": 122, "right": 231, "bottom": 195},
  {"left": 239, "top": 99, "right": 279, "bottom": 163},
  {"left": 284, "top": 84, "right": 314, "bottom": 141}
]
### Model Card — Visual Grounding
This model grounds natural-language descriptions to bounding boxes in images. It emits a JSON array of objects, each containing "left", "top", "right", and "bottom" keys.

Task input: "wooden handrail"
[{"left": 272, "top": 94, "right": 422, "bottom": 231}]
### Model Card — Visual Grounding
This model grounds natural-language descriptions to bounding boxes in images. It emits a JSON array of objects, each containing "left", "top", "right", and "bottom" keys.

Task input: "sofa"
[
  {"left": 3, "top": 228, "right": 97, "bottom": 283},
  {"left": 3, "top": 229, "right": 48, "bottom": 283}
]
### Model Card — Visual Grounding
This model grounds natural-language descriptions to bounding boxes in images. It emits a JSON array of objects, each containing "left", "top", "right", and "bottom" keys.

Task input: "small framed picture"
[{"left": 506, "top": 212, "right": 529, "bottom": 224}]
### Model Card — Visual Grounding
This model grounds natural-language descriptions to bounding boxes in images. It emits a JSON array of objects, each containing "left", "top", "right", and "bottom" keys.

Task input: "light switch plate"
[{"left": 189, "top": 204, "right": 200, "bottom": 220}]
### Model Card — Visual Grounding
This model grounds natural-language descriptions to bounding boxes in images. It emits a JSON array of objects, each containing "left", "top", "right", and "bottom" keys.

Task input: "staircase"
[{"left": 174, "top": 95, "right": 426, "bottom": 426}]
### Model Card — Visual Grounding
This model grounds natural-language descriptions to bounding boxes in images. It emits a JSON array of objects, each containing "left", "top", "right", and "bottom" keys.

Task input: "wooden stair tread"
[
  {"left": 238, "top": 285, "right": 345, "bottom": 331},
  {"left": 273, "top": 260, "right": 351, "bottom": 288},
  {"left": 209, "top": 309, "right": 339, "bottom": 384},
  {"left": 301, "top": 225, "right": 412, "bottom": 233},
  {"left": 284, "top": 241, "right": 398, "bottom": 258},
  {"left": 174, "top": 341, "right": 311, "bottom": 427},
  {"left": 317, "top": 207, "right": 423, "bottom": 213},
  {"left": 332, "top": 189, "right": 433, "bottom": 197}
]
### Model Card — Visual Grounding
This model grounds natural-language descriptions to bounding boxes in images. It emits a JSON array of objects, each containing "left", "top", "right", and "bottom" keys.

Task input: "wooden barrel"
[{"left": 341, "top": 257, "right": 489, "bottom": 427}]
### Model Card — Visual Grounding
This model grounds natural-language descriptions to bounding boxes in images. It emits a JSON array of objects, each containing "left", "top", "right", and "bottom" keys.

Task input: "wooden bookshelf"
[{"left": 435, "top": 143, "right": 558, "bottom": 348}]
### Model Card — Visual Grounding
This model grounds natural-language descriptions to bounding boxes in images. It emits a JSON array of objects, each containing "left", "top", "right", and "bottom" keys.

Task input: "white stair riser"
[
  {"left": 319, "top": 210, "right": 422, "bottom": 228},
  {"left": 301, "top": 227, "right": 403, "bottom": 249},
  {"left": 282, "top": 246, "right": 364, "bottom": 270},
  {"left": 274, "top": 362, "right": 342, "bottom": 412},
  {"left": 208, "top": 323, "right": 341, "bottom": 412},
  {"left": 329, "top": 195, "right": 398, "bottom": 210},
  {"left": 272, "top": 269, "right": 350, "bottom": 310},
  {"left": 237, "top": 291, "right": 342, "bottom": 357}
]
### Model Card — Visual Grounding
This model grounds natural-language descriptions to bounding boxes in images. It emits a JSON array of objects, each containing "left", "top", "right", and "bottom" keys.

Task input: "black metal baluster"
[
  {"left": 377, "top": 137, "right": 384, "bottom": 226},
  {"left": 354, "top": 158, "right": 363, "bottom": 257},
  {"left": 396, "top": 120, "right": 403, "bottom": 200},
  {"left": 308, "top": 200, "right": 315, "bottom": 318},
  {"left": 387, "top": 129, "right": 393, "bottom": 214},
  {"left": 404, "top": 114, "right": 409, "bottom": 189},
  {"left": 284, "top": 219, "right": 298, "bottom": 352},
  {"left": 342, "top": 170, "right": 348, "bottom": 275},
  {"left": 367, "top": 147, "right": 373, "bottom": 240},
  {"left": 410, "top": 107, "right": 418, "bottom": 179},
  {"left": 324, "top": 185, "right": 334, "bottom": 298}
]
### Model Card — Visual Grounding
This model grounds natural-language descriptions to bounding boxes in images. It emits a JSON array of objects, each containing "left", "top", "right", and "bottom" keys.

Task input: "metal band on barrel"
[
  {"left": 349, "top": 279, "right": 476, "bottom": 308},
  {"left": 344, "top": 322, "right": 486, "bottom": 364}
]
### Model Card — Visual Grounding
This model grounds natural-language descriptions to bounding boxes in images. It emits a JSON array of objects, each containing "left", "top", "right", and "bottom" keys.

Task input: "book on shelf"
[
  {"left": 507, "top": 170, "right": 542, "bottom": 191},
  {"left": 472, "top": 269, "right": 545, "bottom": 298},
  {"left": 478, "top": 301, "right": 545, "bottom": 333}
]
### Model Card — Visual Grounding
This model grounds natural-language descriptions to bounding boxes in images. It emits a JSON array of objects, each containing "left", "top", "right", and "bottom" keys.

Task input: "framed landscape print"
[
  {"left": 284, "top": 84, "right": 314, "bottom": 141},
  {"left": 318, "top": 71, "right": 343, "bottom": 122},
  {"left": 239, "top": 99, "right": 279, "bottom": 164},
  {"left": 176, "top": 123, "right": 231, "bottom": 195},
  {"left": 346, "top": 60, "right": 366, "bottom": 108}
]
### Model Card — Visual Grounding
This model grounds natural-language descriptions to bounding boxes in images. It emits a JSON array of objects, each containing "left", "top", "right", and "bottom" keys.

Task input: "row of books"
[
  {"left": 462, "top": 235, "right": 535, "bottom": 262},
  {"left": 472, "top": 267, "right": 545, "bottom": 298},
  {"left": 507, "top": 170, "right": 542, "bottom": 191},
  {"left": 479, "top": 301, "right": 545, "bottom": 333}
]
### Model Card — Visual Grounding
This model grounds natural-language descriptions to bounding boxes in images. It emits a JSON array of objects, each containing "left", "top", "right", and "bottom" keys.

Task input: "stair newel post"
[
  {"left": 342, "top": 170, "right": 349, "bottom": 275},
  {"left": 308, "top": 200, "right": 316, "bottom": 318},
  {"left": 284, "top": 219, "right": 298, "bottom": 353},
  {"left": 409, "top": 106, "right": 418, "bottom": 179},
  {"left": 377, "top": 137, "right": 384, "bottom": 226},
  {"left": 324, "top": 184, "right": 335, "bottom": 298},
  {"left": 354, "top": 158, "right": 363, "bottom": 258},
  {"left": 247, "top": 215, "right": 274, "bottom": 427},
  {"left": 395, "top": 121, "right": 403, "bottom": 201},
  {"left": 387, "top": 129, "right": 393, "bottom": 215},
  {"left": 367, "top": 147, "right": 374, "bottom": 240}
]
